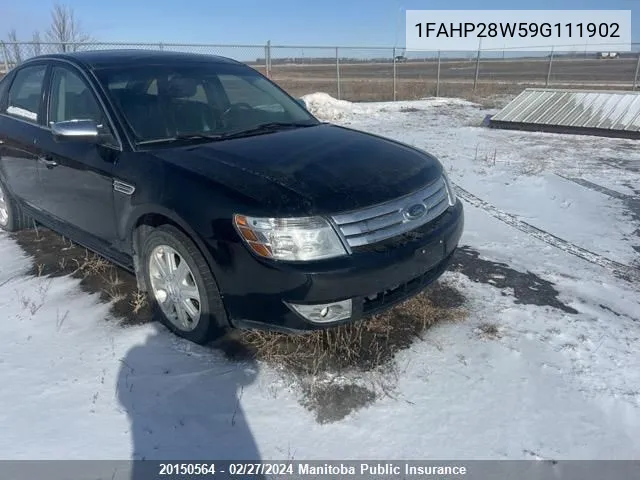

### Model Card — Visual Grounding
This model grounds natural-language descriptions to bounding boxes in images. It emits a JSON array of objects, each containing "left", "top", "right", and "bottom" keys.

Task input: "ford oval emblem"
[{"left": 403, "top": 203, "right": 427, "bottom": 221}]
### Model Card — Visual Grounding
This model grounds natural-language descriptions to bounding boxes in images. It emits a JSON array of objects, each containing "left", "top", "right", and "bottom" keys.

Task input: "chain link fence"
[{"left": 2, "top": 41, "right": 640, "bottom": 101}]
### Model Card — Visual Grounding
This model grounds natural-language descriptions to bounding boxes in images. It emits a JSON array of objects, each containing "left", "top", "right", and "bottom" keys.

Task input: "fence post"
[
  {"left": 436, "top": 50, "right": 441, "bottom": 97},
  {"left": 266, "top": 40, "right": 271, "bottom": 78},
  {"left": 392, "top": 47, "right": 397, "bottom": 101},
  {"left": 634, "top": 53, "right": 640, "bottom": 91},
  {"left": 336, "top": 47, "right": 341, "bottom": 100},
  {"left": 633, "top": 53, "right": 640, "bottom": 90},
  {"left": 473, "top": 47, "right": 481, "bottom": 91},
  {"left": 546, "top": 47, "right": 554, "bottom": 87},
  {"left": 1, "top": 42, "right": 9, "bottom": 73}
]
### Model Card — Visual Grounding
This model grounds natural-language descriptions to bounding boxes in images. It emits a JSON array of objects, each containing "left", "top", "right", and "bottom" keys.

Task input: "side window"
[
  {"left": 217, "top": 74, "right": 279, "bottom": 109},
  {"left": 4, "top": 65, "right": 47, "bottom": 123},
  {"left": 49, "top": 67, "right": 105, "bottom": 125}
]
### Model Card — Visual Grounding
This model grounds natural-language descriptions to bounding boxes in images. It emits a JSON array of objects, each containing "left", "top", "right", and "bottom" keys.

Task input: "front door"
[{"left": 37, "top": 64, "right": 120, "bottom": 246}]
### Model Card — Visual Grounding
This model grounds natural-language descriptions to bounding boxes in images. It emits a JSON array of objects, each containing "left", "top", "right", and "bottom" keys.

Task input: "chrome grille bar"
[{"left": 331, "top": 177, "right": 450, "bottom": 248}]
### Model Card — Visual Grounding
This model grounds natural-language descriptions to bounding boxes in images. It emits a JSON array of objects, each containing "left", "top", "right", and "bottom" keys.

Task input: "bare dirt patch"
[
  {"left": 302, "top": 382, "right": 377, "bottom": 424},
  {"left": 451, "top": 245, "right": 578, "bottom": 314},
  {"left": 476, "top": 322, "right": 503, "bottom": 340},
  {"left": 12, "top": 227, "right": 151, "bottom": 325}
]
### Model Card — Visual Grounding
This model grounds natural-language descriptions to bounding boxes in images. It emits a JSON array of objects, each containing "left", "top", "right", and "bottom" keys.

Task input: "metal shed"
[{"left": 489, "top": 88, "right": 640, "bottom": 139}]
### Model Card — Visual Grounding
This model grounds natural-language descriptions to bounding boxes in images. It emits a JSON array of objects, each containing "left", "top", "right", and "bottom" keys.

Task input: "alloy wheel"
[{"left": 148, "top": 245, "right": 202, "bottom": 331}]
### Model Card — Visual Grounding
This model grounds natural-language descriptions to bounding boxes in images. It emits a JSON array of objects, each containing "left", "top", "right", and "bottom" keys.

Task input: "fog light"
[{"left": 286, "top": 299, "right": 352, "bottom": 323}]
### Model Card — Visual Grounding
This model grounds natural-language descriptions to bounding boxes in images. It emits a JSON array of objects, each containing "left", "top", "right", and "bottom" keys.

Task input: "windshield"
[{"left": 94, "top": 62, "right": 318, "bottom": 145}]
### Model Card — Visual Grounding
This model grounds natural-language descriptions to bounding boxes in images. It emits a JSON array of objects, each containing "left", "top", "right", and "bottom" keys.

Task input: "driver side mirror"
[
  {"left": 295, "top": 98, "right": 307, "bottom": 110},
  {"left": 51, "top": 119, "right": 100, "bottom": 143}
]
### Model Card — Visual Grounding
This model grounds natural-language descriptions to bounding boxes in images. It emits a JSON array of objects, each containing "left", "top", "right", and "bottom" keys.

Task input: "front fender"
[
  {"left": 123, "top": 205, "right": 223, "bottom": 276},
  {"left": 123, "top": 204, "right": 232, "bottom": 327}
]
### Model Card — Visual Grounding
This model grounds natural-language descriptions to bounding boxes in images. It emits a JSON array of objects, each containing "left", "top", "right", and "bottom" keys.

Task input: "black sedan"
[{"left": 0, "top": 50, "right": 463, "bottom": 344}]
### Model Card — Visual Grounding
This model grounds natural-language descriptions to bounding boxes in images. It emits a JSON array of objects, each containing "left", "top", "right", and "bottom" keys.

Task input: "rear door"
[
  {"left": 0, "top": 63, "right": 49, "bottom": 211},
  {"left": 37, "top": 63, "right": 120, "bottom": 246}
]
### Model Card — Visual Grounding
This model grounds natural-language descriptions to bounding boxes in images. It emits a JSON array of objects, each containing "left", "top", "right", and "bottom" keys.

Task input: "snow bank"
[
  {"left": 300, "top": 92, "right": 360, "bottom": 121},
  {"left": 415, "top": 97, "right": 479, "bottom": 107},
  {"left": 301, "top": 92, "right": 479, "bottom": 122}
]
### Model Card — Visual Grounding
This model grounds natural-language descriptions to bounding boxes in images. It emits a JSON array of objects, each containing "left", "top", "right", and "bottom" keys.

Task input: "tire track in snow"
[
  {"left": 599, "top": 158, "right": 640, "bottom": 174},
  {"left": 454, "top": 184, "right": 640, "bottom": 283},
  {"left": 554, "top": 174, "right": 636, "bottom": 202}
]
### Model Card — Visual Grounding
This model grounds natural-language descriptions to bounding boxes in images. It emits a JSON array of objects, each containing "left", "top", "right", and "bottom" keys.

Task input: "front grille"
[{"left": 331, "top": 177, "right": 450, "bottom": 248}]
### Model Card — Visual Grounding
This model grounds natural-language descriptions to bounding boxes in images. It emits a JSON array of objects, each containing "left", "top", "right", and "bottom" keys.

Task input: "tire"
[
  {"left": 0, "top": 179, "right": 31, "bottom": 232},
  {"left": 140, "top": 224, "right": 227, "bottom": 344}
]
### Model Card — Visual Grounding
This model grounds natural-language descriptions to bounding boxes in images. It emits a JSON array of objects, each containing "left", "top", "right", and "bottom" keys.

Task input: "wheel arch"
[{"left": 127, "top": 206, "right": 231, "bottom": 328}]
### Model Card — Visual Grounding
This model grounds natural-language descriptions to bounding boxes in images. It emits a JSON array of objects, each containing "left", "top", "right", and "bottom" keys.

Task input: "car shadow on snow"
[
  {"left": 8, "top": 227, "right": 266, "bottom": 471},
  {"left": 116, "top": 332, "right": 266, "bottom": 475}
]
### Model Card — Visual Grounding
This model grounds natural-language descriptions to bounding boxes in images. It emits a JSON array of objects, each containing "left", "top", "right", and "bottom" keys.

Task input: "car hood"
[{"left": 155, "top": 123, "right": 443, "bottom": 215}]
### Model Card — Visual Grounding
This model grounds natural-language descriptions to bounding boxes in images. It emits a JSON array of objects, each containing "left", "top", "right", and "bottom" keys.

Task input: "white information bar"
[{"left": 406, "top": 10, "right": 632, "bottom": 52}]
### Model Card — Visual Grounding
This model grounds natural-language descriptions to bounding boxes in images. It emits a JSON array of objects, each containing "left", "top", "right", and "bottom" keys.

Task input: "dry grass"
[
  {"left": 274, "top": 77, "right": 545, "bottom": 106},
  {"left": 218, "top": 282, "right": 466, "bottom": 375},
  {"left": 72, "top": 250, "right": 112, "bottom": 277},
  {"left": 130, "top": 290, "right": 149, "bottom": 315},
  {"left": 275, "top": 74, "right": 638, "bottom": 108},
  {"left": 476, "top": 322, "right": 502, "bottom": 340}
]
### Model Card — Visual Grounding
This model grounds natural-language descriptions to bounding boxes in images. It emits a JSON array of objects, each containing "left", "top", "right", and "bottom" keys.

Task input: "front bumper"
[{"left": 216, "top": 200, "right": 464, "bottom": 332}]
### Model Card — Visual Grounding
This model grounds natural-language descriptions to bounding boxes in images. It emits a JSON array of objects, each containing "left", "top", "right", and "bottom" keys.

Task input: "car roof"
[{"left": 26, "top": 49, "right": 243, "bottom": 70}]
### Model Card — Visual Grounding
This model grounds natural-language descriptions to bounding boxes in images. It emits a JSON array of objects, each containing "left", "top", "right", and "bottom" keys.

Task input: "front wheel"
[{"left": 140, "top": 225, "right": 226, "bottom": 344}]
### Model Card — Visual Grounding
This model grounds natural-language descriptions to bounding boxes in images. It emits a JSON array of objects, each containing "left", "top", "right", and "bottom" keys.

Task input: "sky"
[{"left": 1, "top": 0, "right": 638, "bottom": 47}]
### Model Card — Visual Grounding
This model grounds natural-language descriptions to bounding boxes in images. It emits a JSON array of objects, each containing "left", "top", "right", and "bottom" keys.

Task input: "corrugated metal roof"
[{"left": 491, "top": 89, "right": 640, "bottom": 135}]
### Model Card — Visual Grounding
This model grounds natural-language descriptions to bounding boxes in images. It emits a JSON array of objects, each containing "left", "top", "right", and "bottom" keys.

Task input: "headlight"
[
  {"left": 233, "top": 214, "right": 347, "bottom": 261},
  {"left": 442, "top": 170, "right": 457, "bottom": 206}
]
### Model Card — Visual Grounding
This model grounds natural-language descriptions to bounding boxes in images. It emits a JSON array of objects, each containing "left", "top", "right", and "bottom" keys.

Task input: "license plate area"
[{"left": 414, "top": 239, "right": 445, "bottom": 267}]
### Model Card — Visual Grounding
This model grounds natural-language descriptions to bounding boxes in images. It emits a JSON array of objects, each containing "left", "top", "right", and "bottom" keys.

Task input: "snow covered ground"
[{"left": 0, "top": 93, "right": 639, "bottom": 461}]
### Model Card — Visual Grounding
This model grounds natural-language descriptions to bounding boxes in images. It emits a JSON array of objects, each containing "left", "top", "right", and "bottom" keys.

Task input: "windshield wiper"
[
  {"left": 137, "top": 122, "right": 316, "bottom": 146},
  {"left": 137, "top": 133, "right": 222, "bottom": 146},
  {"left": 218, "top": 122, "right": 317, "bottom": 140}
]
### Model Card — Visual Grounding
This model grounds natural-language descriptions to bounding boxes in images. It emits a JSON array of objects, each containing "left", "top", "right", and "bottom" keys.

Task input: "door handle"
[{"left": 38, "top": 156, "right": 58, "bottom": 169}]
